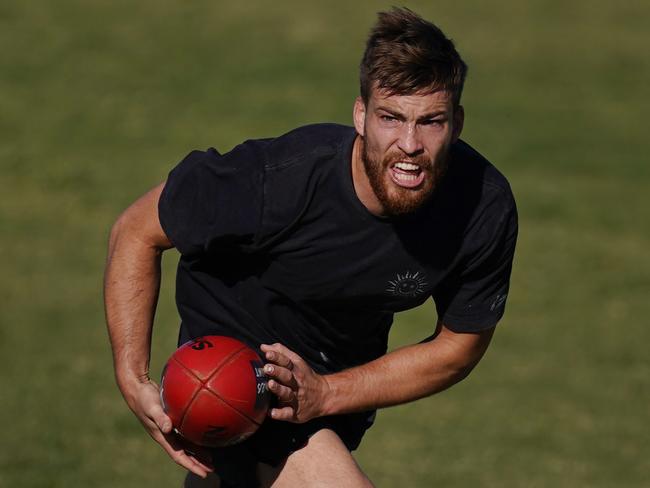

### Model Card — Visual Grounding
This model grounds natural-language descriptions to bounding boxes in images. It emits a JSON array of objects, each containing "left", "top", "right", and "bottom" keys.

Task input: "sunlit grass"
[{"left": 1, "top": 1, "right": 649, "bottom": 486}]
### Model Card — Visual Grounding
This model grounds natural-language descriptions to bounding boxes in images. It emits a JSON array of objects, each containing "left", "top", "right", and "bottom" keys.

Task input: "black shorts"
[{"left": 209, "top": 411, "right": 376, "bottom": 488}]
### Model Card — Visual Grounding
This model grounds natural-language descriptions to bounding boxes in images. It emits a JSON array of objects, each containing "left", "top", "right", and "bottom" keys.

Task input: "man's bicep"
[
  {"left": 440, "top": 322, "right": 494, "bottom": 346},
  {"left": 421, "top": 321, "right": 494, "bottom": 364},
  {"left": 437, "top": 322, "right": 495, "bottom": 368},
  {"left": 112, "top": 182, "right": 173, "bottom": 251}
]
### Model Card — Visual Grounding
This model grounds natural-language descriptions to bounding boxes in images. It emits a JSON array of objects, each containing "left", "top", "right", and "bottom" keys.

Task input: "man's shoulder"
[
  {"left": 232, "top": 124, "right": 355, "bottom": 242},
  {"left": 261, "top": 123, "right": 355, "bottom": 170},
  {"left": 429, "top": 140, "right": 516, "bottom": 239},
  {"left": 450, "top": 139, "right": 515, "bottom": 205},
  {"left": 181, "top": 124, "right": 354, "bottom": 175}
]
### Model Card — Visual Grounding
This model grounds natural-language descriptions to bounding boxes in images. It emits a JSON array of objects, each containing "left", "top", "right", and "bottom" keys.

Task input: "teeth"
[
  {"left": 395, "top": 173, "right": 417, "bottom": 181},
  {"left": 394, "top": 162, "right": 419, "bottom": 171}
]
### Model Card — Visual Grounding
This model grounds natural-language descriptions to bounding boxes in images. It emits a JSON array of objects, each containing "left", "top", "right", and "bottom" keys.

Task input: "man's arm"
[
  {"left": 260, "top": 323, "right": 494, "bottom": 422},
  {"left": 104, "top": 183, "right": 212, "bottom": 478}
]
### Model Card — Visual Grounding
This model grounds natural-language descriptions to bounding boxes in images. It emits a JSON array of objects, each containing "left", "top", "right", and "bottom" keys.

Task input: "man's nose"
[{"left": 397, "top": 123, "right": 423, "bottom": 155}]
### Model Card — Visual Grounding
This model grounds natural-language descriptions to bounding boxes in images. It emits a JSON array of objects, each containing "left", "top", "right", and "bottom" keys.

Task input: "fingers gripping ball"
[{"left": 160, "top": 336, "right": 270, "bottom": 447}]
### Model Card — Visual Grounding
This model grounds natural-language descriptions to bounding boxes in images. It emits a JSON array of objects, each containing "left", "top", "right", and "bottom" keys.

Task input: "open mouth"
[{"left": 389, "top": 161, "right": 426, "bottom": 189}]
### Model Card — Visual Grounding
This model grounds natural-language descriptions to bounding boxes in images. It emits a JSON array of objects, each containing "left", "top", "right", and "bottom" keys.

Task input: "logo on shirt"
[
  {"left": 386, "top": 271, "right": 428, "bottom": 297},
  {"left": 490, "top": 293, "right": 507, "bottom": 311}
]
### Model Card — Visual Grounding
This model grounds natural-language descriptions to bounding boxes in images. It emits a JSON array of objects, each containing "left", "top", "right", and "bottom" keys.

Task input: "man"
[{"left": 105, "top": 7, "right": 517, "bottom": 488}]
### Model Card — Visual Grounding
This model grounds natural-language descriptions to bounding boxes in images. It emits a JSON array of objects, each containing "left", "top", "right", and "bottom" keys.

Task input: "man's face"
[{"left": 352, "top": 87, "right": 464, "bottom": 216}]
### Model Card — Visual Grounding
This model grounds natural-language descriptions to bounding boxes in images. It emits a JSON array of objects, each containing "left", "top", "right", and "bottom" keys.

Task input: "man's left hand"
[{"left": 260, "top": 343, "right": 331, "bottom": 423}]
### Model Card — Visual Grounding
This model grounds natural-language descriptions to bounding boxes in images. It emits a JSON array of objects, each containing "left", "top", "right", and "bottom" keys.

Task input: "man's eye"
[
  {"left": 422, "top": 119, "right": 443, "bottom": 126},
  {"left": 380, "top": 115, "right": 397, "bottom": 122}
]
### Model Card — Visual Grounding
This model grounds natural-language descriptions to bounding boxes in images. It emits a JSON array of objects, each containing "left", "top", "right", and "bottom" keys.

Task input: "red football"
[{"left": 160, "top": 335, "right": 270, "bottom": 447}]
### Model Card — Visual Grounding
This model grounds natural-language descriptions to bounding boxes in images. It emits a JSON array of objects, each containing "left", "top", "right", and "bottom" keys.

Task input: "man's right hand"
[{"left": 126, "top": 379, "right": 214, "bottom": 479}]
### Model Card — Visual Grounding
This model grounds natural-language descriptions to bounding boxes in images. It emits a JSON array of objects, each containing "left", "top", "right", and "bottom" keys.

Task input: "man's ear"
[
  {"left": 353, "top": 97, "right": 366, "bottom": 137},
  {"left": 452, "top": 105, "right": 464, "bottom": 143}
]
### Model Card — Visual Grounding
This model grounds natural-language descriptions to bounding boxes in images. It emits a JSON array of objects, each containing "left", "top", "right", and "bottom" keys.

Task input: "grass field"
[{"left": 1, "top": 1, "right": 649, "bottom": 486}]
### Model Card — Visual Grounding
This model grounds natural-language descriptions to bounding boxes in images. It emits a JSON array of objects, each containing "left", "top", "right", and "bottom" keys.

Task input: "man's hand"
[
  {"left": 260, "top": 343, "right": 332, "bottom": 423},
  {"left": 125, "top": 379, "right": 214, "bottom": 478}
]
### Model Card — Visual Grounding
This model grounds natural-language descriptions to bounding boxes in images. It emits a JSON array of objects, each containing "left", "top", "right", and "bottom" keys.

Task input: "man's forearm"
[
  {"left": 321, "top": 325, "right": 494, "bottom": 415},
  {"left": 104, "top": 216, "right": 163, "bottom": 399},
  {"left": 103, "top": 185, "right": 171, "bottom": 405}
]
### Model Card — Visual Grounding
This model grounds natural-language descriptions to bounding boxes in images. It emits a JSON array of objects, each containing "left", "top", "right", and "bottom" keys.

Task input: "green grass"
[{"left": 1, "top": 0, "right": 649, "bottom": 486}]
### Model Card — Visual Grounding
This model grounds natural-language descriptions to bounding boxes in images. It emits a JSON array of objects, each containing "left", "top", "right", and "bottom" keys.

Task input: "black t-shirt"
[{"left": 159, "top": 124, "right": 517, "bottom": 374}]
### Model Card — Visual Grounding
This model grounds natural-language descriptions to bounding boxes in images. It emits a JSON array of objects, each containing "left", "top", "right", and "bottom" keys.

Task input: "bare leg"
[
  {"left": 257, "top": 429, "right": 374, "bottom": 488},
  {"left": 184, "top": 429, "right": 372, "bottom": 488}
]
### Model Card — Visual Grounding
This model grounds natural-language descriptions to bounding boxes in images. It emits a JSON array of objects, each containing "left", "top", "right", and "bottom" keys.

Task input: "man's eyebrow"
[
  {"left": 375, "top": 106, "right": 406, "bottom": 119},
  {"left": 417, "top": 111, "right": 448, "bottom": 122},
  {"left": 375, "top": 105, "right": 449, "bottom": 121}
]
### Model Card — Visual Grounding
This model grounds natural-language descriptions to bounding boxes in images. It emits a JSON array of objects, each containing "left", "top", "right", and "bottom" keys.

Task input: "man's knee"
[
  {"left": 183, "top": 428, "right": 373, "bottom": 488},
  {"left": 268, "top": 429, "right": 373, "bottom": 488}
]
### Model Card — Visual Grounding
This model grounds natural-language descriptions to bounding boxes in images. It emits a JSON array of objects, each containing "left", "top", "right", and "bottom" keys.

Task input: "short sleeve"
[
  {"left": 158, "top": 144, "right": 265, "bottom": 256},
  {"left": 433, "top": 188, "right": 518, "bottom": 332}
]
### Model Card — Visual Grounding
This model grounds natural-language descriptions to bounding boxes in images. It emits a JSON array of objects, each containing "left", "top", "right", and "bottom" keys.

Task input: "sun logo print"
[{"left": 386, "top": 271, "right": 429, "bottom": 297}]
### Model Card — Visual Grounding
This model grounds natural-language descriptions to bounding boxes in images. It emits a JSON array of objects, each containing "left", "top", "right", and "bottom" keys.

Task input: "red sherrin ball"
[{"left": 160, "top": 335, "right": 270, "bottom": 447}]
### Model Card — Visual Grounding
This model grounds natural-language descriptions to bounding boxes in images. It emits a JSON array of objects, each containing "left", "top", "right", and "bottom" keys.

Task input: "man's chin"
[{"left": 379, "top": 185, "right": 433, "bottom": 216}]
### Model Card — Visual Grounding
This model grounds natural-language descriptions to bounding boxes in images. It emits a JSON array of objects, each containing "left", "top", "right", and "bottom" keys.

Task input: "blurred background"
[{"left": 1, "top": 1, "right": 648, "bottom": 486}]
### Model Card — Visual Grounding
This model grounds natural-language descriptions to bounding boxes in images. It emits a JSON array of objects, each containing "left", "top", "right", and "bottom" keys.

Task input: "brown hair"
[{"left": 359, "top": 7, "right": 467, "bottom": 107}]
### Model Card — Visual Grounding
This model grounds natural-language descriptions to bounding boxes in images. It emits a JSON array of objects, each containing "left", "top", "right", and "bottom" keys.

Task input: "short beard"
[{"left": 361, "top": 138, "right": 449, "bottom": 216}]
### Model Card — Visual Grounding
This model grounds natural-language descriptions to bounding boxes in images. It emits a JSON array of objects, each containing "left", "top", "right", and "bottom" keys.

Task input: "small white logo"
[
  {"left": 386, "top": 271, "right": 428, "bottom": 297},
  {"left": 490, "top": 294, "right": 507, "bottom": 311}
]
